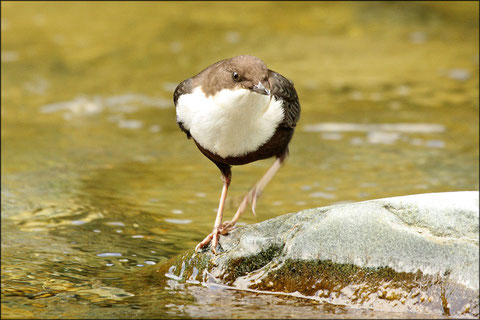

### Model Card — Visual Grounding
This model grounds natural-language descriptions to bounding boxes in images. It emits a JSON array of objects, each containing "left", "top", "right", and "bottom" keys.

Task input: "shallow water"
[{"left": 1, "top": 2, "right": 478, "bottom": 318}]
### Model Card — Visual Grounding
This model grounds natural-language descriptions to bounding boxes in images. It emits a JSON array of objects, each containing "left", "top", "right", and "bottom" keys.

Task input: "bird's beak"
[{"left": 252, "top": 82, "right": 270, "bottom": 96}]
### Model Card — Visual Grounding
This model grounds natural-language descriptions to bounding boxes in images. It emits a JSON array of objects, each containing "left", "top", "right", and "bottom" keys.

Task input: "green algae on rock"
[{"left": 150, "top": 192, "right": 479, "bottom": 318}]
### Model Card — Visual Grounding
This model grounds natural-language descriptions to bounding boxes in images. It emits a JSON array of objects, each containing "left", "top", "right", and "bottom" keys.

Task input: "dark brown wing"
[
  {"left": 173, "top": 78, "right": 193, "bottom": 138},
  {"left": 173, "top": 78, "right": 193, "bottom": 106},
  {"left": 268, "top": 70, "right": 300, "bottom": 128}
]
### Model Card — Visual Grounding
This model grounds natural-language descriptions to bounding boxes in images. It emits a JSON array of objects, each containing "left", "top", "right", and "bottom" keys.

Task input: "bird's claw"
[
  {"left": 248, "top": 186, "right": 262, "bottom": 216},
  {"left": 195, "top": 221, "right": 237, "bottom": 254},
  {"left": 195, "top": 182, "right": 265, "bottom": 254},
  {"left": 218, "top": 221, "right": 236, "bottom": 235},
  {"left": 195, "top": 230, "right": 220, "bottom": 254}
]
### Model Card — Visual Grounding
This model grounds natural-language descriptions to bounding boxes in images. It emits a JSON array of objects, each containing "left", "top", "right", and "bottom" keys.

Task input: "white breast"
[{"left": 176, "top": 87, "right": 284, "bottom": 158}]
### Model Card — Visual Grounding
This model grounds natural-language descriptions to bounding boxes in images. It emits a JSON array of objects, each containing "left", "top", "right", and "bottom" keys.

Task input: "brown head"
[{"left": 194, "top": 55, "right": 271, "bottom": 97}]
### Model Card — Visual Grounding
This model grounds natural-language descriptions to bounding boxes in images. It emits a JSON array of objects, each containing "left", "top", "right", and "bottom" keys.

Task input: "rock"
[{"left": 148, "top": 192, "right": 479, "bottom": 318}]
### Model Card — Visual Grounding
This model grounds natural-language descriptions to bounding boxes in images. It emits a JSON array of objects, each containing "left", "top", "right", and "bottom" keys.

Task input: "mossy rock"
[{"left": 146, "top": 192, "right": 479, "bottom": 317}]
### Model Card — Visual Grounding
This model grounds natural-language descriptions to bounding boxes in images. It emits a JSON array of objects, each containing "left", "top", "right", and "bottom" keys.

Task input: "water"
[{"left": 1, "top": 2, "right": 478, "bottom": 318}]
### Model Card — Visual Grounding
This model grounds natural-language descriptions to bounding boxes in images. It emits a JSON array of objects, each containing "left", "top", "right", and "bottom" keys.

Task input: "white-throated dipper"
[{"left": 174, "top": 55, "right": 300, "bottom": 253}]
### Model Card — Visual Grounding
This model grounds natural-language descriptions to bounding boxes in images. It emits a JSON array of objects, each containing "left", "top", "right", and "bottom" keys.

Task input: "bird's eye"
[{"left": 232, "top": 72, "right": 240, "bottom": 81}]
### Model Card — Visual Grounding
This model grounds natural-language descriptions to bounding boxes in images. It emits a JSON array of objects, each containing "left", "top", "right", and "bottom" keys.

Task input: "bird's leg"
[
  {"left": 219, "top": 154, "right": 287, "bottom": 234},
  {"left": 195, "top": 169, "right": 231, "bottom": 253}
]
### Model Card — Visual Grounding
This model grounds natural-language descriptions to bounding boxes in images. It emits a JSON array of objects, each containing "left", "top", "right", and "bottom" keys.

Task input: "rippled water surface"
[{"left": 1, "top": 2, "right": 478, "bottom": 318}]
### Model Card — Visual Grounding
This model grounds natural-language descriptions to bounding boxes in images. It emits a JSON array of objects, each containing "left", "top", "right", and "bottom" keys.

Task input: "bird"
[{"left": 173, "top": 55, "right": 300, "bottom": 253}]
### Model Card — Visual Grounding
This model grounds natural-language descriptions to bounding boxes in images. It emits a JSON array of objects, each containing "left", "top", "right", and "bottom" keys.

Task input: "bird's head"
[
  {"left": 224, "top": 55, "right": 271, "bottom": 96},
  {"left": 200, "top": 55, "right": 271, "bottom": 98}
]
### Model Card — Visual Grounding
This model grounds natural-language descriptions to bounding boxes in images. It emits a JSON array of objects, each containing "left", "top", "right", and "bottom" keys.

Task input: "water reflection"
[{"left": 304, "top": 122, "right": 446, "bottom": 133}]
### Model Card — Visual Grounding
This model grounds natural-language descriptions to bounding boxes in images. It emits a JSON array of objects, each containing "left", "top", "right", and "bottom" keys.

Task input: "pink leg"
[
  {"left": 219, "top": 155, "right": 286, "bottom": 234},
  {"left": 195, "top": 174, "right": 231, "bottom": 253}
]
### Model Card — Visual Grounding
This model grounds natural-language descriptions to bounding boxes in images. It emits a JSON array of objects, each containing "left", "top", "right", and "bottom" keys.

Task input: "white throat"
[{"left": 176, "top": 87, "right": 284, "bottom": 158}]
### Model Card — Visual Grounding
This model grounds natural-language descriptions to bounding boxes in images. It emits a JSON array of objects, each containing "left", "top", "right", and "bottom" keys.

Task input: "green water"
[{"left": 1, "top": 2, "right": 478, "bottom": 318}]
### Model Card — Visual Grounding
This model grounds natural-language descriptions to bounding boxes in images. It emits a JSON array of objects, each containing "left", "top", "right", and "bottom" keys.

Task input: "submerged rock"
[{"left": 149, "top": 191, "right": 479, "bottom": 318}]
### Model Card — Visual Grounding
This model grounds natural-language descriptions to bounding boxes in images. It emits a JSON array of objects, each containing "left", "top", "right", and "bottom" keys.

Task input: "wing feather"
[
  {"left": 268, "top": 70, "right": 301, "bottom": 128},
  {"left": 173, "top": 78, "right": 193, "bottom": 138}
]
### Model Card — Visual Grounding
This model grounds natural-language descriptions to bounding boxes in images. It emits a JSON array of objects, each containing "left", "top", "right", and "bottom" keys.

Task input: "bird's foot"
[
  {"left": 218, "top": 221, "right": 236, "bottom": 235},
  {"left": 250, "top": 185, "right": 262, "bottom": 216},
  {"left": 195, "top": 222, "right": 237, "bottom": 253},
  {"left": 195, "top": 229, "right": 220, "bottom": 254},
  {"left": 242, "top": 184, "right": 262, "bottom": 216}
]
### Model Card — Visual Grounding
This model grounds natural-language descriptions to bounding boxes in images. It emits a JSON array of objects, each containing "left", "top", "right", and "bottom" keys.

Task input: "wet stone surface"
[{"left": 150, "top": 192, "right": 479, "bottom": 318}]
